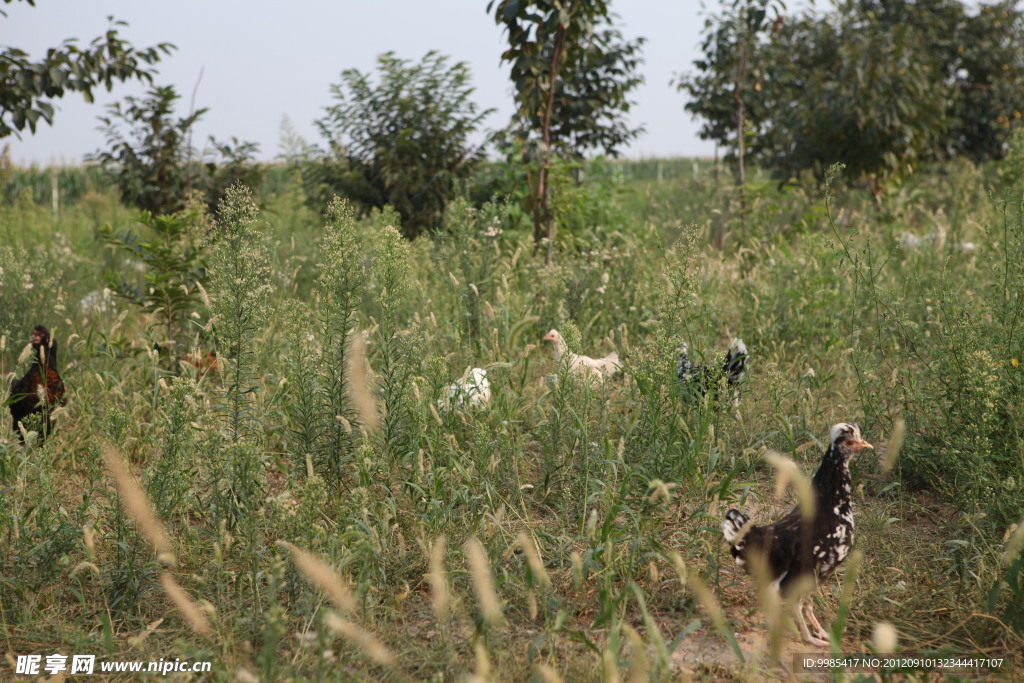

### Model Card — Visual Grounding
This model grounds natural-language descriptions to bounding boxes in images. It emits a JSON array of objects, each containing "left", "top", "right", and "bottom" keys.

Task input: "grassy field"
[{"left": 1, "top": 155, "right": 1023, "bottom": 681}]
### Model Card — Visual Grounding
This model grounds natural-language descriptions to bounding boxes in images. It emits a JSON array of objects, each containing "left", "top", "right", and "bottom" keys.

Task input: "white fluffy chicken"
[
  {"left": 440, "top": 367, "right": 491, "bottom": 410},
  {"left": 543, "top": 329, "right": 620, "bottom": 380}
]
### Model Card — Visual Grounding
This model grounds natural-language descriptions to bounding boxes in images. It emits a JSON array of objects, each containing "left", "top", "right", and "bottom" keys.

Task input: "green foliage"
[
  {"left": 314, "top": 52, "right": 491, "bottom": 238},
  {"left": 99, "top": 205, "right": 208, "bottom": 346},
  {"left": 201, "top": 136, "right": 264, "bottom": 213},
  {"left": 489, "top": 0, "right": 645, "bottom": 259},
  {"left": 0, "top": 241, "right": 67, "bottom": 350},
  {"left": 90, "top": 86, "right": 262, "bottom": 215},
  {"left": 822, "top": 160, "right": 1024, "bottom": 530},
  {"left": 988, "top": 527, "right": 1024, "bottom": 634},
  {"left": 7, "top": 155, "right": 1024, "bottom": 677},
  {"left": 146, "top": 377, "right": 202, "bottom": 523},
  {"left": 675, "top": 0, "right": 783, "bottom": 195},
  {"left": 90, "top": 86, "right": 205, "bottom": 215},
  {"left": 371, "top": 222, "right": 414, "bottom": 468},
  {"left": 442, "top": 195, "right": 509, "bottom": 343},
  {"left": 314, "top": 197, "right": 367, "bottom": 481},
  {"left": 681, "top": 0, "right": 1024, "bottom": 190},
  {"left": 208, "top": 183, "right": 271, "bottom": 443},
  {"left": 282, "top": 301, "right": 320, "bottom": 477},
  {"left": 0, "top": 8, "right": 173, "bottom": 138}
]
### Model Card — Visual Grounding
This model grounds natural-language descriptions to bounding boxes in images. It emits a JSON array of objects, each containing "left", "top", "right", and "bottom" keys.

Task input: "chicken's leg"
[
  {"left": 803, "top": 599, "right": 831, "bottom": 643},
  {"left": 795, "top": 596, "right": 829, "bottom": 648}
]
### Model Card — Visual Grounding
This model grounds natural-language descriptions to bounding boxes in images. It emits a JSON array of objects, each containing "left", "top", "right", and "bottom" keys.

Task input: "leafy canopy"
[
  {"left": 89, "top": 85, "right": 262, "bottom": 215},
  {"left": 314, "top": 51, "right": 492, "bottom": 238},
  {"left": 0, "top": 0, "right": 174, "bottom": 138},
  {"left": 489, "top": 0, "right": 644, "bottom": 261},
  {"left": 679, "top": 0, "right": 1024, "bottom": 188},
  {"left": 490, "top": 0, "right": 644, "bottom": 160}
]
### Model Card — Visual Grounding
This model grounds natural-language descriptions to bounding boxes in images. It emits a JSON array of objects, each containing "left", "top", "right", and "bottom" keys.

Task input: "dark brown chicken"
[
  {"left": 9, "top": 325, "right": 65, "bottom": 442},
  {"left": 184, "top": 349, "right": 218, "bottom": 375}
]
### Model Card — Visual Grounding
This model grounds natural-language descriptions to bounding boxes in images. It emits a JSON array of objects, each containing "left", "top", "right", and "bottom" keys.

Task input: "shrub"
[{"left": 314, "top": 52, "right": 492, "bottom": 238}]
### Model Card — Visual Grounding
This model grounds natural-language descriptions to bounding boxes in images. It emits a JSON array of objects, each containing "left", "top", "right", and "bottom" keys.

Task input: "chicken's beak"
[
  {"left": 542, "top": 333, "right": 554, "bottom": 342},
  {"left": 852, "top": 439, "right": 873, "bottom": 452}
]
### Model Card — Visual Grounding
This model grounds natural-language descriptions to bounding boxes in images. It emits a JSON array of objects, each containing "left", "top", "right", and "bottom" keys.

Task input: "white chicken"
[
  {"left": 542, "top": 329, "right": 620, "bottom": 380},
  {"left": 440, "top": 367, "right": 491, "bottom": 410}
]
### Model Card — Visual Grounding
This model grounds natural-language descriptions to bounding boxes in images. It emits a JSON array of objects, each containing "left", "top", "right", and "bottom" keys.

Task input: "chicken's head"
[
  {"left": 829, "top": 422, "right": 873, "bottom": 458},
  {"left": 31, "top": 325, "right": 50, "bottom": 348}
]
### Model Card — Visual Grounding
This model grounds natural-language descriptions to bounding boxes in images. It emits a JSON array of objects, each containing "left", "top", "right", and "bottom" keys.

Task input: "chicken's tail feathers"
[
  {"left": 722, "top": 509, "right": 750, "bottom": 544},
  {"left": 724, "top": 337, "right": 748, "bottom": 384}
]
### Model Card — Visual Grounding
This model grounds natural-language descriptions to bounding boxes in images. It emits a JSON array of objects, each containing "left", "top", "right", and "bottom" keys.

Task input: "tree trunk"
[
  {"left": 539, "top": 24, "right": 566, "bottom": 269},
  {"left": 735, "top": 35, "right": 748, "bottom": 219},
  {"left": 713, "top": 144, "right": 724, "bottom": 250}
]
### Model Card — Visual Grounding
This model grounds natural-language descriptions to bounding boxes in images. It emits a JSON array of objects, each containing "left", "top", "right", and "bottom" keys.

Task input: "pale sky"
[{"left": 4, "top": 0, "right": 718, "bottom": 166}]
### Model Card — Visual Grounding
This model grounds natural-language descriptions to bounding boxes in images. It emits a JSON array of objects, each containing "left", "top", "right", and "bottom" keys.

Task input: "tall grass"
[{"left": 1, "top": 155, "right": 1023, "bottom": 680}]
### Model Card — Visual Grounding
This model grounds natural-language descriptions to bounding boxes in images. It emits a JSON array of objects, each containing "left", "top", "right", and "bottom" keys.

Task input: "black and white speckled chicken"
[
  {"left": 677, "top": 337, "right": 748, "bottom": 406},
  {"left": 721, "top": 422, "right": 873, "bottom": 647},
  {"left": 9, "top": 325, "right": 66, "bottom": 442}
]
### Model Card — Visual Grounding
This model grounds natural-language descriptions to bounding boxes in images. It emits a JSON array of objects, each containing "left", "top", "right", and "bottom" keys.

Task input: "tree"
[
  {"left": 0, "top": 1, "right": 174, "bottom": 138},
  {"left": 91, "top": 86, "right": 205, "bottom": 215},
  {"left": 89, "top": 85, "right": 261, "bottom": 214},
  {"left": 539, "top": 23, "right": 645, "bottom": 162},
  {"left": 680, "top": 0, "right": 1024, "bottom": 193},
  {"left": 99, "top": 209, "right": 208, "bottom": 350},
  {"left": 314, "top": 51, "right": 492, "bottom": 239},
  {"left": 676, "top": 0, "right": 784, "bottom": 210},
  {"left": 489, "top": 0, "right": 644, "bottom": 266}
]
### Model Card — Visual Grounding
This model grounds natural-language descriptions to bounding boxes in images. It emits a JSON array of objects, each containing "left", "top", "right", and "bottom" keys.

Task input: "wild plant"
[
  {"left": 539, "top": 321, "right": 581, "bottom": 501},
  {"left": 98, "top": 199, "right": 209, "bottom": 350},
  {"left": 282, "top": 301, "right": 320, "bottom": 477},
  {"left": 145, "top": 376, "right": 202, "bottom": 525},
  {"left": 626, "top": 225, "right": 709, "bottom": 482},
  {"left": 370, "top": 222, "right": 415, "bottom": 471},
  {"left": 443, "top": 195, "right": 508, "bottom": 344},
  {"left": 0, "top": 450, "right": 81, "bottom": 619},
  {"left": 207, "top": 183, "right": 272, "bottom": 443},
  {"left": 825, "top": 160, "right": 1023, "bottom": 528},
  {"left": 0, "top": 243, "right": 67, "bottom": 350},
  {"left": 315, "top": 197, "right": 366, "bottom": 481},
  {"left": 988, "top": 521, "right": 1024, "bottom": 634}
]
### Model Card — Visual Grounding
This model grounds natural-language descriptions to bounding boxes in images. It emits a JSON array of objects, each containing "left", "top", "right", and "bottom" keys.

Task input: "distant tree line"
[
  {"left": 678, "top": 0, "right": 1024, "bottom": 194},
  {"left": 11, "top": 0, "right": 1022, "bottom": 239},
  {"left": 2, "top": 0, "right": 647, "bottom": 246}
]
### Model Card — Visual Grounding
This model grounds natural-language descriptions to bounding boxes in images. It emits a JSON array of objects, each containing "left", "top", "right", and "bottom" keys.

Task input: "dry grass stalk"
[
  {"left": 623, "top": 623, "right": 649, "bottom": 683},
  {"left": 70, "top": 561, "right": 101, "bottom": 578},
  {"left": 473, "top": 640, "right": 492, "bottom": 681},
  {"left": 602, "top": 648, "right": 620, "bottom": 683},
  {"left": 686, "top": 572, "right": 730, "bottom": 639},
  {"left": 159, "top": 572, "right": 212, "bottom": 639},
  {"left": 872, "top": 622, "right": 898, "bottom": 654},
  {"left": 764, "top": 450, "right": 815, "bottom": 521},
  {"left": 668, "top": 551, "right": 688, "bottom": 587},
  {"left": 102, "top": 444, "right": 175, "bottom": 565},
  {"left": 83, "top": 524, "right": 96, "bottom": 558},
  {"left": 536, "top": 664, "right": 565, "bottom": 683},
  {"left": 1003, "top": 519, "right": 1024, "bottom": 566},
  {"left": 323, "top": 613, "right": 397, "bottom": 669},
  {"left": 277, "top": 540, "right": 357, "bottom": 614},
  {"left": 348, "top": 330, "right": 379, "bottom": 431},
  {"left": 428, "top": 536, "right": 450, "bottom": 620},
  {"left": 127, "top": 617, "right": 165, "bottom": 649},
  {"left": 881, "top": 418, "right": 905, "bottom": 474},
  {"left": 516, "top": 532, "right": 551, "bottom": 588},
  {"left": 466, "top": 537, "right": 503, "bottom": 625},
  {"left": 747, "top": 550, "right": 784, "bottom": 660}
]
